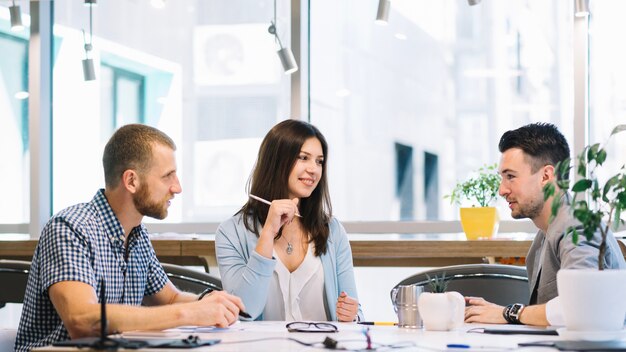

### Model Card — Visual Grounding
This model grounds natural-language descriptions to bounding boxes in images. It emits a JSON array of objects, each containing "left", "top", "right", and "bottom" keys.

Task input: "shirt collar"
[{"left": 92, "top": 189, "right": 145, "bottom": 244}]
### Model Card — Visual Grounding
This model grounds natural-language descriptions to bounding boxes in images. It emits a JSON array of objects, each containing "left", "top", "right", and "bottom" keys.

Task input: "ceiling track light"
[
  {"left": 375, "top": 0, "right": 390, "bottom": 25},
  {"left": 9, "top": 0, "right": 23, "bottom": 32},
  {"left": 269, "top": 0, "right": 298, "bottom": 75},
  {"left": 82, "top": 0, "right": 96, "bottom": 81},
  {"left": 575, "top": 0, "right": 590, "bottom": 17},
  {"left": 468, "top": 0, "right": 482, "bottom": 6}
]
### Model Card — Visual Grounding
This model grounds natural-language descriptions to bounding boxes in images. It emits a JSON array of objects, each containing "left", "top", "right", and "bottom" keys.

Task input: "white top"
[{"left": 263, "top": 243, "right": 327, "bottom": 321}]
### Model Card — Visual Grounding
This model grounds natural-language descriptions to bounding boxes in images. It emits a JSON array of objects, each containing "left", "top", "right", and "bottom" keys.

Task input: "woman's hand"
[
  {"left": 262, "top": 198, "right": 300, "bottom": 236},
  {"left": 336, "top": 291, "right": 359, "bottom": 322},
  {"left": 256, "top": 198, "right": 300, "bottom": 258}
]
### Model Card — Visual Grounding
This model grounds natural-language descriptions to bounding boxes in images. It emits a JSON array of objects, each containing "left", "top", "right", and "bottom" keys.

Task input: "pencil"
[
  {"left": 357, "top": 322, "right": 397, "bottom": 326},
  {"left": 249, "top": 194, "right": 302, "bottom": 218}
]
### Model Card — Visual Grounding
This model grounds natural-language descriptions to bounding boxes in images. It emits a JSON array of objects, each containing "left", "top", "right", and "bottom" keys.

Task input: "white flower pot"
[
  {"left": 417, "top": 291, "right": 465, "bottom": 331},
  {"left": 557, "top": 269, "right": 626, "bottom": 331}
]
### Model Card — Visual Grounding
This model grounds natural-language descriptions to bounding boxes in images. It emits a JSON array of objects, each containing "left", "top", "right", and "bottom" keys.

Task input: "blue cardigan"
[{"left": 215, "top": 214, "right": 363, "bottom": 321}]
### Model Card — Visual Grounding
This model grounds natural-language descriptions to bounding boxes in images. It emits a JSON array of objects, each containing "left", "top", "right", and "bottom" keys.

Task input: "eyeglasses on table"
[{"left": 286, "top": 321, "right": 338, "bottom": 333}]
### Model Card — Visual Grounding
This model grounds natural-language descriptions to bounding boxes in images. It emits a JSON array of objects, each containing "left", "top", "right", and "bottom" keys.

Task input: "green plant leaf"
[
  {"left": 613, "top": 206, "right": 622, "bottom": 231},
  {"left": 572, "top": 179, "right": 592, "bottom": 192},
  {"left": 610, "top": 124, "right": 626, "bottom": 136},
  {"left": 569, "top": 227, "right": 579, "bottom": 245},
  {"left": 543, "top": 183, "right": 555, "bottom": 201},
  {"left": 551, "top": 195, "right": 562, "bottom": 218},
  {"left": 596, "top": 149, "right": 607, "bottom": 165},
  {"left": 444, "top": 164, "right": 501, "bottom": 207},
  {"left": 603, "top": 175, "right": 621, "bottom": 203}
]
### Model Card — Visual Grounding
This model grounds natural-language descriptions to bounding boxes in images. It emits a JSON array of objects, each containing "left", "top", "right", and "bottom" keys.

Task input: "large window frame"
[{"left": 0, "top": 0, "right": 594, "bottom": 238}]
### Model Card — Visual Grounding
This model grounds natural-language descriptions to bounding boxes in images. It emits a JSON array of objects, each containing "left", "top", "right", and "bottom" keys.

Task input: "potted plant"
[
  {"left": 446, "top": 164, "right": 501, "bottom": 240},
  {"left": 543, "top": 125, "right": 626, "bottom": 334},
  {"left": 417, "top": 273, "right": 465, "bottom": 331}
]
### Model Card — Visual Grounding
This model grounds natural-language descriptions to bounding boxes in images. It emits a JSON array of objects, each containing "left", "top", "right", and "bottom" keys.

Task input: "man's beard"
[
  {"left": 511, "top": 196, "right": 544, "bottom": 220},
  {"left": 133, "top": 182, "right": 169, "bottom": 220}
]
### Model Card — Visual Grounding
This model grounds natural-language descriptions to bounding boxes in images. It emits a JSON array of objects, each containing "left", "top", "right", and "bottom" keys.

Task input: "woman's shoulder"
[
  {"left": 327, "top": 216, "right": 347, "bottom": 240},
  {"left": 217, "top": 213, "right": 249, "bottom": 236}
]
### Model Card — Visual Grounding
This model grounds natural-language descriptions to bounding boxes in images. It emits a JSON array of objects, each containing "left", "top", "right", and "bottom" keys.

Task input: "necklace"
[{"left": 283, "top": 233, "right": 294, "bottom": 255}]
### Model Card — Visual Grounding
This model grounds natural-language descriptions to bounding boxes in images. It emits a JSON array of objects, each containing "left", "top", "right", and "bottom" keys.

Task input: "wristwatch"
[
  {"left": 504, "top": 303, "right": 525, "bottom": 324},
  {"left": 197, "top": 288, "right": 214, "bottom": 301}
]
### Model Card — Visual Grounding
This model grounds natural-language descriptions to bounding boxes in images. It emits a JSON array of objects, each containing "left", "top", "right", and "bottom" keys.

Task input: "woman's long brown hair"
[{"left": 237, "top": 120, "right": 332, "bottom": 256}]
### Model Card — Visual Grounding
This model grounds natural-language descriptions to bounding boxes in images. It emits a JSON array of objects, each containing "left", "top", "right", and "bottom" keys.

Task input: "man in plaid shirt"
[{"left": 15, "top": 124, "right": 244, "bottom": 351}]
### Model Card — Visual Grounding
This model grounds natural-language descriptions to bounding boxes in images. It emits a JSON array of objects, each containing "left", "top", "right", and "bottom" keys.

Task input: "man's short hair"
[
  {"left": 103, "top": 124, "right": 176, "bottom": 188},
  {"left": 498, "top": 122, "right": 570, "bottom": 174}
]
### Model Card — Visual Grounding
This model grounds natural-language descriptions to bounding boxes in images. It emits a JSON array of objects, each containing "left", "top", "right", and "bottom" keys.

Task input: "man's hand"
[
  {"left": 464, "top": 296, "right": 507, "bottom": 324},
  {"left": 195, "top": 291, "right": 246, "bottom": 327},
  {"left": 336, "top": 291, "right": 359, "bottom": 322}
]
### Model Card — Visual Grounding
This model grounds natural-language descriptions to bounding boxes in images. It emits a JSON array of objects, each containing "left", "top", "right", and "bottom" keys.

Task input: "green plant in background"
[
  {"left": 426, "top": 273, "right": 451, "bottom": 293},
  {"left": 445, "top": 164, "right": 501, "bottom": 207},
  {"left": 543, "top": 125, "right": 626, "bottom": 270}
]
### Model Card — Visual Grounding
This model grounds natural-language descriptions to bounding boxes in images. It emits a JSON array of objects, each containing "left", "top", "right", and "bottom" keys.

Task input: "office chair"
[
  {"left": 0, "top": 260, "right": 31, "bottom": 309},
  {"left": 161, "top": 263, "right": 222, "bottom": 294},
  {"left": 391, "top": 264, "right": 529, "bottom": 306},
  {"left": 0, "top": 260, "right": 30, "bottom": 352}
]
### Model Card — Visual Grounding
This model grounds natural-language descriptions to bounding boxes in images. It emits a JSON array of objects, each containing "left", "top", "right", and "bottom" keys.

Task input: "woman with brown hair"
[{"left": 216, "top": 120, "right": 362, "bottom": 321}]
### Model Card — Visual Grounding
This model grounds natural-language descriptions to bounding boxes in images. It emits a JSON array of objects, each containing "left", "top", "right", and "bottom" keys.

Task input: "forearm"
[
  {"left": 519, "top": 304, "right": 549, "bottom": 326},
  {"left": 255, "top": 227, "right": 276, "bottom": 259},
  {"left": 221, "top": 254, "right": 274, "bottom": 318},
  {"left": 65, "top": 302, "right": 192, "bottom": 338}
]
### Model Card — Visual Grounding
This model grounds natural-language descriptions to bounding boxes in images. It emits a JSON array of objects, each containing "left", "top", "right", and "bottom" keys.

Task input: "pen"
[
  {"left": 239, "top": 311, "right": 252, "bottom": 319},
  {"left": 446, "top": 344, "right": 504, "bottom": 350},
  {"left": 249, "top": 194, "right": 302, "bottom": 218},
  {"left": 357, "top": 321, "right": 397, "bottom": 326}
]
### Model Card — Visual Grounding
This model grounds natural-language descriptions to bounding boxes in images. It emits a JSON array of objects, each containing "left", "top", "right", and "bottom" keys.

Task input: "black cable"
[{"left": 217, "top": 335, "right": 417, "bottom": 351}]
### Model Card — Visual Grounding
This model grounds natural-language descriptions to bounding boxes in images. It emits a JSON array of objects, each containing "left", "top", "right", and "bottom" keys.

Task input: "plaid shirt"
[{"left": 15, "top": 189, "right": 168, "bottom": 352}]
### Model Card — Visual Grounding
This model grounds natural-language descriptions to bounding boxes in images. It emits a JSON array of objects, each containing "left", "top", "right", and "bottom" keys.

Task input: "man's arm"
[
  {"left": 49, "top": 281, "right": 244, "bottom": 339},
  {"left": 464, "top": 297, "right": 549, "bottom": 326},
  {"left": 142, "top": 280, "right": 198, "bottom": 306}
]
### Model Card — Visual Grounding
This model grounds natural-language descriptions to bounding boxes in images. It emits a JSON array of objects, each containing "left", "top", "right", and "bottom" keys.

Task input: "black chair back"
[
  {"left": 161, "top": 263, "right": 222, "bottom": 294},
  {"left": 391, "top": 264, "right": 529, "bottom": 306},
  {"left": 0, "top": 260, "right": 31, "bottom": 308}
]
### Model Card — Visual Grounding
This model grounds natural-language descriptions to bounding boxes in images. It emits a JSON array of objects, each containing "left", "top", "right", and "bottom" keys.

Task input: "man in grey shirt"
[{"left": 464, "top": 123, "right": 625, "bottom": 326}]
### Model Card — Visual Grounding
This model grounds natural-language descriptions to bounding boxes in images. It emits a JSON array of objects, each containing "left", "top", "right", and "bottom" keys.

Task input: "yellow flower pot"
[{"left": 459, "top": 207, "right": 499, "bottom": 240}]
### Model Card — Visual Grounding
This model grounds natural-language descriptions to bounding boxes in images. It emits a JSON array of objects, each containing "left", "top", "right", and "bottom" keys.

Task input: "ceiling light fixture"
[
  {"left": 269, "top": 0, "right": 298, "bottom": 75},
  {"left": 375, "top": 0, "right": 390, "bottom": 25},
  {"left": 468, "top": 0, "right": 481, "bottom": 5},
  {"left": 9, "top": 0, "right": 23, "bottom": 32},
  {"left": 82, "top": 0, "right": 96, "bottom": 81},
  {"left": 574, "top": 0, "right": 590, "bottom": 17}
]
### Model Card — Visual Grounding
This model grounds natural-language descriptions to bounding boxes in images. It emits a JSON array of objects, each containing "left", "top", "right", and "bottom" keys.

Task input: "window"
[
  {"left": 52, "top": 0, "right": 292, "bottom": 222},
  {"left": 310, "top": 0, "right": 574, "bottom": 221},
  {"left": 0, "top": 14, "right": 29, "bottom": 224},
  {"left": 589, "top": 1, "right": 626, "bottom": 182}
]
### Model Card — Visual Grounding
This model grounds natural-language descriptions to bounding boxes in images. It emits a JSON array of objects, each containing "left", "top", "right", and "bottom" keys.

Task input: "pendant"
[{"left": 286, "top": 242, "right": 293, "bottom": 255}]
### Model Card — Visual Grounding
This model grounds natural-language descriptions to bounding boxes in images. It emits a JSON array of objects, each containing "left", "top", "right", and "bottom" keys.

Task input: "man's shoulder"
[
  {"left": 40, "top": 201, "right": 102, "bottom": 243},
  {"left": 51, "top": 201, "right": 99, "bottom": 226}
]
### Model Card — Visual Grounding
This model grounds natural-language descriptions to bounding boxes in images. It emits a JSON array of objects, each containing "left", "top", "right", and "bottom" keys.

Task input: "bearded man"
[
  {"left": 464, "top": 123, "right": 625, "bottom": 326},
  {"left": 16, "top": 124, "right": 244, "bottom": 351}
]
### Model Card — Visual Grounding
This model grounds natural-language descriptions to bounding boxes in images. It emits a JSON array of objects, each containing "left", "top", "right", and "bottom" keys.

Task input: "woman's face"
[{"left": 287, "top": 137, "right": 324, "bottom": 199}]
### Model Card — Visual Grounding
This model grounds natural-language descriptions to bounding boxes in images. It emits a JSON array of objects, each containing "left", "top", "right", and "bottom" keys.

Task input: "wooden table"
[{"left": 0, "top": 238, "right": 532, "bottom": 268}]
